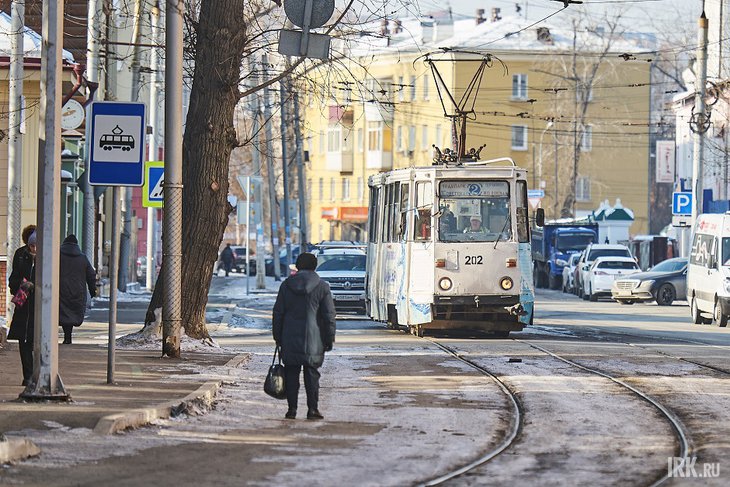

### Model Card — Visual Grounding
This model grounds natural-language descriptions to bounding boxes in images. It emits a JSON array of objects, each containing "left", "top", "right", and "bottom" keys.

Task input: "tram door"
[{"left": 406, "top": 180, "right": 434, "bottom": 325}]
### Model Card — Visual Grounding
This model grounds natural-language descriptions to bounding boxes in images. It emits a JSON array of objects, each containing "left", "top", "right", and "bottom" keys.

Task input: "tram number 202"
[{"left": 464, "top": 255, "right": 483, "bottom": 265}]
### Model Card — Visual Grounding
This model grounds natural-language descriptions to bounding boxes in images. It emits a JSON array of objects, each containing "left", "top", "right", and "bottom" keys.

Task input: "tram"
[{"left": 366, "top": 157, "right": 544, "bottom": 337}]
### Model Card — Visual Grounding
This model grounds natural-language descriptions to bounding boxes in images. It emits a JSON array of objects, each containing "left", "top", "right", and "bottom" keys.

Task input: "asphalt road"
[{"left": 2, "top": 283, "right": 729, "bottom": 485}]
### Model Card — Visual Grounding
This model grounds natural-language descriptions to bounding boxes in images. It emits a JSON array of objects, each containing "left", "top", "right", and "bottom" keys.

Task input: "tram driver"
[{"left": 463, "top": 215, "right": 486, "bottom": 234}]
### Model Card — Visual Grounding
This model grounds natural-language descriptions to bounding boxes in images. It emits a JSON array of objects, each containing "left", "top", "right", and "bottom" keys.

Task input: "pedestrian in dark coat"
[
  {"left": 59, "top": 234, "right": 96, "bottom": 344},
  {"left": 8, "top": 225, "right": 37, "bottom": 386},
  {"left": 220, "top": 244, "right": 234, "bottom": 276},
  {"left": 272, "top": 252, "right": 336, "bottom": 420}
]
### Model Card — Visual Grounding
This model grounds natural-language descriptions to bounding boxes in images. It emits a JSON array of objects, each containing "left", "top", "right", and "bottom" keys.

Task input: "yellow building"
[{"left": 301, "top": 13, "right": 653, "bottom": 241}]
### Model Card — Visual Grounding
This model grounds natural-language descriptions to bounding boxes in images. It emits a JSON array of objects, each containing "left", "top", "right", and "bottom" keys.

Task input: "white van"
[{"left": 686, "top": 213, "right": 730, "bottom": 326}]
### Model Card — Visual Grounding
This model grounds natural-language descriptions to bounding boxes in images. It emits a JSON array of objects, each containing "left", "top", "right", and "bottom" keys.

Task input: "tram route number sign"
[
  {"left": 88, "top": 101, "right": 146, "bottom": 186},
  {"left": 440, "top": 181, "right": 509, "bottom": 198}
]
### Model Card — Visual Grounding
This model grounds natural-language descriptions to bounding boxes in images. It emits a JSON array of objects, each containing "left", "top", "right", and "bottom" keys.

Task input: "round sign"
[
  {"left": 61, "top": 99, "right": 85, "bottom": 130},
  {"left": 284, "top": 0, "right": 335, "bottom": 29}
]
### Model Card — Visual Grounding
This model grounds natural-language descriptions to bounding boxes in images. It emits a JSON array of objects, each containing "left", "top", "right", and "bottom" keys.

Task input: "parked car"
[
  {"left": 265, "top": 244, "right": 317, "bottom": 277},
  {"left": 562, "top": 253, "right": 581, "bottom": 293},
  {"left": 584, "top": 256, "right": 641, "bottom": 301},
  {"left": 315, "top": 247, "right": 367, "bottom": 314},
  {"left": 314, "top": 241, "right": 367, "bottom": 252},
  {"left": 575, "top": 244, "right": 633, "bottom": 298},
  {"left": 686, "top": 213, "right": 730, "bottom": 326},
  {"left": 612, "top": 257, "right": 688, "bottom": 306}
]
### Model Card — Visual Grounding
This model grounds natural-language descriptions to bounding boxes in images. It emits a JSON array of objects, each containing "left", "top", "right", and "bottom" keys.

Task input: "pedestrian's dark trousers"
[
  {"left": 62, "top": 325, "right": 73, "bottom": 343},
  {"left": 284, "top": 364, "right": 320, "bottom": 411},
  {"left": 18, "top": 340, "right": 33, "bottom": 383}
]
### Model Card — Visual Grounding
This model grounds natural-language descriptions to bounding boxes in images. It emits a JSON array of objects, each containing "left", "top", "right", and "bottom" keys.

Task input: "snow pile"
[{"left": 115, "top": 331, "right": 232, "bottom": 354}]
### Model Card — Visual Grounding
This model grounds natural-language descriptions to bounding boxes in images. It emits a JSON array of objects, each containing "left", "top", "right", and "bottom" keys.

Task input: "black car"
[
  {"left": 230, "top": 246, "right": 255, "bottom": 274},
  {"left": 611, "top": 257, "right": 688, "bottom": 306}
]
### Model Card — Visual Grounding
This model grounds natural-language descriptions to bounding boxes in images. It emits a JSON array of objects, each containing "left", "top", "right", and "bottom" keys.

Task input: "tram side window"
[
  {"left": 398, "top": 183, "right": 410, "bottom": 241},
  {"left": 368, "top": 186, "right": 380, "bottom": 243},
  {"left": 516, "top": 180, "right": 529, "bottom": 243},
  {"left": 414, "top": 182, "right": 433, "bottom": 241},
  {"left": 383, "top": 184, "right": 393, "bottom": 242},
  {"left": 389, "top": 182, "right": 401, "bottom": 242}
]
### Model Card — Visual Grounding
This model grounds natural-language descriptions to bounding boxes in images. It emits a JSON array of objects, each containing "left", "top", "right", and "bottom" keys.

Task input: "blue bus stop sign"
[{"left": 88, "top": 101, "right": 146, "bottom": 186}]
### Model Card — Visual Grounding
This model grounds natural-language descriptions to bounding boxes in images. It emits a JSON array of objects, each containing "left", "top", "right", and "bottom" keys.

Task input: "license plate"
[{"left": 334, "top": 295, "right": 362, "bottom": 301}]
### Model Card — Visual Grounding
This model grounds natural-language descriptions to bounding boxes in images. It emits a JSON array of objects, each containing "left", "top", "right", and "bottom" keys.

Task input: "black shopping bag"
[{"left": 264, "top": 346, "right": 287, "bottom": 400}]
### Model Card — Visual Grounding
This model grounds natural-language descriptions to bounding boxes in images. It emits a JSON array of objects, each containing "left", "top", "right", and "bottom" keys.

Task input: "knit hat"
[
  {"left": 64, "top": 234, "right": 78, "bottom": 244},
  {"left": 295, "top": 252, "right": 318, "bottom": 271},
  {"left": 28, "top": 232, "right": 37, "bottom": 246}
]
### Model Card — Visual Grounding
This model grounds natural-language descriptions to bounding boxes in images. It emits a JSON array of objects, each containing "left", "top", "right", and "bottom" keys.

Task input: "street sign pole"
[
  {"left": 108, "top": 187, "right": 121, "bottom": 383},
  {"left": 21, "top": 0, "right": 68, "bottom": 400},
  {"left": 246, "top": 176, "right": 251, "bottom": 296}
]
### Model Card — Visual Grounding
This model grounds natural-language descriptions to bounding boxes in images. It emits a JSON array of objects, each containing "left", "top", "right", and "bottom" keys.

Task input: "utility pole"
[
  {"left": 249, "top": 59, "right": 266, "bottom": 289},
  {"left": 571, "top": 18, "right": 578, "bottom": 219},
  {"left": 146, "top": 1, "right": 161, "bottom": 290},
  {"left": 292, "top": 89, "right": 308, "bottom": 247},
  {"left": 163, "top": 0, "right": 184, "bottom": 358},
  {"left": 262, "top": 55, "right": 282, "bottom": 281},
  {"left": 84, "top": 0, "right": 101, "bottom": 268},
  {"left": 21, "top": 0, "right": 68, "bottom": 400},
  {"left": 7, "top": 0, "right": 25, "bottom": 319},
  {"left": 692, "top": 10, "right": 709, "bottom": 227},
  {"left": 118, "top": 0, "right": 145, "bottom": 291},
  {"left": 280, "top": 81, "right": 293, "bottom": 270}
]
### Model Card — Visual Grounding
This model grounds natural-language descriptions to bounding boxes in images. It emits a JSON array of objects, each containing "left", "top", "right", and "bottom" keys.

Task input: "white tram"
[{"left": 366, "top": 158, "right": 542, "bottom": 337}]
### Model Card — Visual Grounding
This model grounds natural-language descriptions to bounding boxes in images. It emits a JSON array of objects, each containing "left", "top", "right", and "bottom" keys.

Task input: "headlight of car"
[
  {"left": 555, "top": 259, "right": 568, "bottom": 267},
  {"left": 638, "top": 280, "right": 655, "bottom": 289}
]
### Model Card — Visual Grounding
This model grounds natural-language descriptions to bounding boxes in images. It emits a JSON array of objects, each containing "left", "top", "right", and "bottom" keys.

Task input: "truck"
[{"left": 532, "top": 221, "right": 599, "bottom": 289}]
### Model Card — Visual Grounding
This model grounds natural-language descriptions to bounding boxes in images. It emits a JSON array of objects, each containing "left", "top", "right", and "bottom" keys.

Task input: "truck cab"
[{"left": 532, "top": 222, "right": 599, "bottom": 289}]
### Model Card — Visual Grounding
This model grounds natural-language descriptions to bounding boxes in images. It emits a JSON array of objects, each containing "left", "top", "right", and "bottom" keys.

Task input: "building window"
[
  {"left": 423, "top": 74, "right": 430, "bottom": 100},
  {"left": 511, "top": 125, "right": 528, "bottom": 151},
  {"left": 327, "top": 125, "right": 342, "bottom": 152},
  {"left": 342, "top": 178, "right": 350, "bottom": 201},
  {"left": 318, "top": 178, "right": 324, "bottom": 201},
  {"left": 357, "top": 177, "right": 364, "bottom": 201},
  {"left": 580, "top": 125, "right": 592, "bottom": 152},
  {"left": 345, "top": 87, "right": 352, "bottom": 104},
  {"left": 398, "top": 76, "right": 404, "bottom": 102},
  {"left": 408, "top": 125, "right": 416, "bottom": 152},
  {"left": 436, "top": 124, "right": 442, "bottom": 147},
  {"left": 576, "top": 176, "right": 591, "bottom": 201},
  {"left": 319, "top": 132, "right": 325, "bottom": 153},
  {"left": 357, "top": 128, "right": 363, "bottom": 152},
  {"left": 421, "top": 125, "right": 429, "bottom": 150},
  {"left": 307, "top": 178, "right": 312, "bottom": 202},
  {"left": 396, "top": 126, "right": 404, "bottom": 152},
  {"left": 367, "top": 121, "right": 382, "bottom": 151},
  {"left": 410, "top": 75, "right": 416, "bottom": 101},
  {"left": 330, "top": 178, "right": 336, "bottom": 201},
  {"left": 512, "top": 74, "right": 528, "bottom": 100}
]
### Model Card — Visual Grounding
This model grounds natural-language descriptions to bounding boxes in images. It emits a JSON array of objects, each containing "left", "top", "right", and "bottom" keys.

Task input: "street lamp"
[{"left": 538, "top": 121, "right": 554, "bottom": 184}]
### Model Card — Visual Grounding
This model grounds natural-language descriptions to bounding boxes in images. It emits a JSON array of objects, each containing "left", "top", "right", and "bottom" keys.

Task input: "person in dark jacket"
[
  {"left": 220, "top": 244, "right": 234, "bottom": 276},
  {"left": 8, "top": 225, "right": 37, "bottom": 386},
  {"left": 59, "top": 234, "right": 96, "bottom": 344},
  {"left": 272, "top": 252, "right": 336, "bottom": 420}
]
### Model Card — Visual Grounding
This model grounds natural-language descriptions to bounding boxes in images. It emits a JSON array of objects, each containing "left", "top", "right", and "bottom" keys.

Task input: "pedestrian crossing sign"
[{"left": 143, "top": 161, "right": 164, "bottom": 208}]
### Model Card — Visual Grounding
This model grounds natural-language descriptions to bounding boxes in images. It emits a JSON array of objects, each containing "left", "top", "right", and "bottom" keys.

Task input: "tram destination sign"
[{"left": 440, "top": 181, "right": 509, "bottom": 198}]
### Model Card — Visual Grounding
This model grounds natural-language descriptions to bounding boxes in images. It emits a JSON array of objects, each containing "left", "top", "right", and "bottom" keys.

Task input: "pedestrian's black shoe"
[
  {"left": 62, "top": 338, "right": 72, "bottom": 344},
  {"left": 307, "top": 409, "right": 323, "bottom": 420},
  {"left": 285, "top": 409, "right": 297, "bottom": 419}
]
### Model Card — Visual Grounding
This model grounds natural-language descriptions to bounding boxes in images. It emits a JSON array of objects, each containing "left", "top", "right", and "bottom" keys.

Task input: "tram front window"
[{"left": 438, "top": 181, "right": 511, "bottom": 243}]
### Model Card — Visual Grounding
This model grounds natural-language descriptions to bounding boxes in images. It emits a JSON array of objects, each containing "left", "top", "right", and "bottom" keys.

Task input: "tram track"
[
  {"left": 420, "top": 334, "right": 693, "bottom": 486},
  {"left": 513, "top": 337, "right": 692, "bottom": 486},
  {"left": 420, "top": 339, "right": 524, "bottom": 486}
]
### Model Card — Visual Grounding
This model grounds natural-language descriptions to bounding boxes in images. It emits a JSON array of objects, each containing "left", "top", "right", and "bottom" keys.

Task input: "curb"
[
  {"left": 93, "top": 353, "right": 248, "bottom": 435},
  {"left": 0, "top": 437, "right": 41, "bottom": 464}
]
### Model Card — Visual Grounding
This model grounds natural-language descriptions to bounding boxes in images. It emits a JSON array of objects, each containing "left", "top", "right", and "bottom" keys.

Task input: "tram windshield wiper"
[{"left": 493, "top": 215, "right": 511, "bottom": 249}]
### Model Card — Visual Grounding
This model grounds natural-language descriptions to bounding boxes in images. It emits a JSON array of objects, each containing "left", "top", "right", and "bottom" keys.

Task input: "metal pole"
[
  {"left": 250, "top": 59, "right": 266, "bottom": 289},
  {"left": 146, "top": 1, "right": 161, "bottom": 290},
  {"left": 163, "top": 0, "right": 184, "bottom": 358},
  {"left": 280, "top": 81, "right": 293, "bottom": 271},
  {"left": 83, "top": 0, "right": 101, "bottom": 267},
  {"left": 7, "top": 0, "right": 24, "bottom": 319},
  {"left": 21, "top": 0, "right": 68, "bottom": 400},
  {"left": 692, "top": 11, "right": 709, "bottom": 227},
  {"left": 246, "top": 176, "right": 251, "bottom": 295},
  {"left": 292, "top": 89, "right": 308, "bottom": 246},
  {"left": 107, "top": 187, "right": 120, "bottom": 383},
  {"left": 262, "top": 55, "right": 282, "bottom": 281}
]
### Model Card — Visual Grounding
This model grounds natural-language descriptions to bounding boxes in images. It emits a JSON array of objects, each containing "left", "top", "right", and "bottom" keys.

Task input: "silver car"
[
  {"left": 562, "top": 254, "right": 580, "bottom": 293},
  {"left": 315, "top": 248, "right": 367, "bottom": 314}
]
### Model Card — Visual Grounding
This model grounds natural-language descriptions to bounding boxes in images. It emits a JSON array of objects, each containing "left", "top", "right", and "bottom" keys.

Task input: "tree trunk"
[{"left": 144, "top": 0, "right": 246, "bottom": 339}]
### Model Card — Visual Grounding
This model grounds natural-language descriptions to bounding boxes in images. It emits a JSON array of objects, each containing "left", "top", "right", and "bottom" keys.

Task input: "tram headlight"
[
  {"left": 438, "top": 277, "right": 453, "bottom": 291},
  {"left": 500, "top": 277, "right": 514, "bottom": 291}
]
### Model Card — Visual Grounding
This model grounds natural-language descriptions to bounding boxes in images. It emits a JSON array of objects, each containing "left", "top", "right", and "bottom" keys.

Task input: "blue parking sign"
[{"left": 672, "top": 192, "right": 692, "bottom": 215}]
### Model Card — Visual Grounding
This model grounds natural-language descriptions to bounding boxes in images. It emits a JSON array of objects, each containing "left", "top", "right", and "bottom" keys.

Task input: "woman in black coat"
[
  {"left": 272, "top": 253, "right": 336, "bottom": 420},
  {"left": 59, "top": 234, "right": 96, "bottom": 344},
  {"left": 8, "top": 226, "right": 37, "bottom": 386}
]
